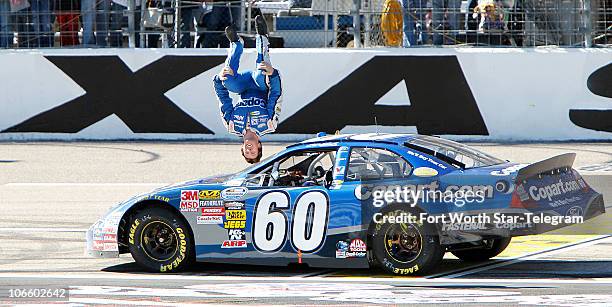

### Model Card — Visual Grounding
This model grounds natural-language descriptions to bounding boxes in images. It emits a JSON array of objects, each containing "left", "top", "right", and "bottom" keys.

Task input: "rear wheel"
[
  {"left": 370, "top": 207, "right": 444, "bottom": 275},
  {"left": 127, "top": 207, "right": 194, "bottom": 272},
  {"left": 451, "top": 237, "right": 511, "bottom": 262}
]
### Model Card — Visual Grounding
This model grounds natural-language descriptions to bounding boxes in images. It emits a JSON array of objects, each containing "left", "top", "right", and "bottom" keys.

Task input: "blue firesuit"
[{"left": 213, "top": 39, "right": 282, "bottom": 136}]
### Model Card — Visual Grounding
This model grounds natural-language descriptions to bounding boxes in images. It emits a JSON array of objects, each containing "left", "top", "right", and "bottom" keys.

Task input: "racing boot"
[
  {"left": 254, "top": 15, "right": 268, "bottom": 37},
  {"left": 255, "top": 16, "right": 271, "bottom": 69},
  {"left": 225, "top": 25, "right": 239, "bottom": 43}
]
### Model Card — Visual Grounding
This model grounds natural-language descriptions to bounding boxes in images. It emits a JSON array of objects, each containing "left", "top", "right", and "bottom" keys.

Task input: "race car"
[{"left": 86, "top": 133, "right": 605, "bottom": 275}]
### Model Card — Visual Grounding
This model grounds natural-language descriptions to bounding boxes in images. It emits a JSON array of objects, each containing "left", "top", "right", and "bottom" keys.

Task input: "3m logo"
[
  {"left": 221, "top": 240, "right": 247, "bottom": 248},
  {"left": 199, "top": 190, "right": 220, "bottom": 200},
  {"left": 226, "top": 210, "right": 247, "bottom": 221},
  {"left": 181, "top": 190, "right": 199, "bottom": 201}
]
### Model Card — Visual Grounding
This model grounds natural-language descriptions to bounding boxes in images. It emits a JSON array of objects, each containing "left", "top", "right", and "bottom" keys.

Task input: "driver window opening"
[
  {"left": 244, "top": 149, "right": 337, "bottom": 188},
  {"left": 346, "top": 147, "right": 413, "bottom": 181}
]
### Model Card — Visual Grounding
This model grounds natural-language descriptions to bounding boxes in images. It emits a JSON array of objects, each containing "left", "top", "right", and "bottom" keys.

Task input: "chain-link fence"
[{"left": 0, "top": 0, "right": 610, "bottom": 48}]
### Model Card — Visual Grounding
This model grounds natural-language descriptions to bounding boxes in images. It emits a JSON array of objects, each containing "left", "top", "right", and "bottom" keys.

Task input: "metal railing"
[{"left": 0, "top": 0, "right": 610, "bottom": 48}]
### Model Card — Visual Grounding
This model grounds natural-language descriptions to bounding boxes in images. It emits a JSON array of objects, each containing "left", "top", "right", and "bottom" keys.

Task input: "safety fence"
[{"left": 0, "top": 0, "right": 610, "bottom": 48}]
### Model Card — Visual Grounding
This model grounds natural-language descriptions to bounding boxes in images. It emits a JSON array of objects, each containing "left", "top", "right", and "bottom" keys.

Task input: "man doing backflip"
[{"left": 213, "top": 16, "right": 282, "bottom": 164}]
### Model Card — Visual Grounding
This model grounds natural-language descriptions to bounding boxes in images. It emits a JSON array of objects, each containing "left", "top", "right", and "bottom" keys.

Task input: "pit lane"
[{"left": 0, "top": 142, "right": 610, "bottom": 306}]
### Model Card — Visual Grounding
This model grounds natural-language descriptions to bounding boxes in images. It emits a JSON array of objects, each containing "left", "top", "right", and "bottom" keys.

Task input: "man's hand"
[
  {"left": 258, "top": 62, "right": 274, "bottom": 76},
  {"left": 266, "top": 119, "right": 275, "bottom": 131},
  {"left": 219, "top": 67, "right": 234, "bottom": 81}
]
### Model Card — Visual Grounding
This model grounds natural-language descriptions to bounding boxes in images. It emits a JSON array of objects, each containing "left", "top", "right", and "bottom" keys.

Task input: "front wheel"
[
  {"left": 370, "top": 207, "right": 444, "bottom": 275},
  {"left": 127, "top": 207, "right": 194, "bottom": 272},
  {"left": 451, "top": 237, "right": 511, "bottom": 262}
]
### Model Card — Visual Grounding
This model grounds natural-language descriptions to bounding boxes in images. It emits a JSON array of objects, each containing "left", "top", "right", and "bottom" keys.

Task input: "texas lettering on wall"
[
  {"left": 570, "top": 62, "right": 612, "bottom": 133},
  {"left": 0, "top": 55, "right": 488, "bottom": 136}
]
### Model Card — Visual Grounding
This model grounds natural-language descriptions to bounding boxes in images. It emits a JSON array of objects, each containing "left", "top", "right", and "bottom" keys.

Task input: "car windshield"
[{"left": 405, "top": 136, "right": 505, "bottom": 169}]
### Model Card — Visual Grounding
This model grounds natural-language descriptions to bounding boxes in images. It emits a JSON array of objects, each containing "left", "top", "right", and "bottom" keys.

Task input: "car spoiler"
[{"left": 515, "top": 153, "right": 576, "bottom": 182}]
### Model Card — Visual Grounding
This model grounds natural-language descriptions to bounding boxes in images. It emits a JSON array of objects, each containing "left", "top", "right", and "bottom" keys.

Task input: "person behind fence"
[
  {"left": 0, "top": 0, "right": 11, "bottom": 47},
  {"left": 81, "top": 0, "right": 123, "bottom": 46},
  {"left": 401, "top": 0, "right": 429, "bottom": 46},
  {"left": 430, "top": 0, "right": 462, "bottom": 44},
  {"left": 213, "top": 16, "right": 282, "bottom": 164},
  {"left": 54, "top": 0, "right": 80, "bottom": 46},
  {"left": 473, "top": 0, "right": 504, "bottom": 33}
]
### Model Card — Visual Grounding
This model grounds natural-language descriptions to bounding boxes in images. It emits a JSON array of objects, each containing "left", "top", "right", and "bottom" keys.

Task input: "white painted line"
[
  {"left": 432, "top": 235, "right": 612, "bottom": 279},
  {"left": 0, "top": 272, "right": 610, "bottom": 284},
  {"left": 4, "top": 183, "right": 168, "bottom": 187},
  {"left": 0, "top": 227, "right": 88, "bottom": 233}
]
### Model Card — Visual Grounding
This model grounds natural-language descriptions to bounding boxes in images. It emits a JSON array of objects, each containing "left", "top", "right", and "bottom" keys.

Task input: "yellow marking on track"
[{"left": 496, "top": 235, "right": 596, "bottom": 258}]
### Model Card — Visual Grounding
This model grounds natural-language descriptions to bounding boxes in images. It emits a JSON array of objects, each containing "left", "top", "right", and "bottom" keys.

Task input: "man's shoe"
[
  {"left": 254, "top": 15, "right": 268, "bottom": 37},
  {"left": 225, "top": 25, "right": 239, "bottom": 42}
]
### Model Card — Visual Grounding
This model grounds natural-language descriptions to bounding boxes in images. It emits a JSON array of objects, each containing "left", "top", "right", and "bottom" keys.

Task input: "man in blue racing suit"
[{"left": 213, "top": 16, "right": 282, "bottom": 164}]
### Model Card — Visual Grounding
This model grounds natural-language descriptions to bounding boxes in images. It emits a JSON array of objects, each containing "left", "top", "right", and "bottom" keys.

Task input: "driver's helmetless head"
[{"left": 242, "top": 132, "right": 262, "bottom": 164}]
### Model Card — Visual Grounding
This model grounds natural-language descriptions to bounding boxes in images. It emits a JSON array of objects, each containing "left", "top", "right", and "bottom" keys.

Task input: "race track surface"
[{"left": 0, "top": 142, "right": 610, "bottom": 306}]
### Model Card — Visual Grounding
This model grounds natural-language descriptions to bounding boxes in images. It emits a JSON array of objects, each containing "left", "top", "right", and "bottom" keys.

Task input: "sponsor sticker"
[
  {"left": 221, "top": 187, "right": 248, "bottom": 201},
  {"left": 224, "top": 201, "right": 245, "bottom": 210},
  {"left": 200, "top": 200, "right": 224, "bottom": 207},
  {"left": 180, "top": 190, "right": 200, "bottom": 212},
  {"left": 336, "top": 240, "right": 366, "bottom": 258},
  {"left": 226, "top": 209, "right": 247, "bottom": 221},
  {"left": 179, "top": 201, "right": 199, "bottom": 212},
  {"left": 349, "top": 238, "right": 366, "bottom": 252},
  {"left": 199, "top": 190, "right": 221, "bottom": 200},
  {"left": 201, "top": 207, "right": 225, "bottom": 216},
  {"left": 228, "top": 229, "right": 246, "bottom": 240},
  {"left": 197, "top": 216, "right": 223, "bottom": 225},
  {"left": 221, "top": 240, "right": 247, "bottom": 248},
  {"left": 566, "top": 206, "right": 583, "bottom": 217},
  {"left": 224, "top": 220, "right": 246, "bottom": 229}
]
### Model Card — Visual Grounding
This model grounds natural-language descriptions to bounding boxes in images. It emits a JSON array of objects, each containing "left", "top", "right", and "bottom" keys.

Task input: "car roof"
[{"left": 287, "top": 133, "right": 423, "bottom": 148}]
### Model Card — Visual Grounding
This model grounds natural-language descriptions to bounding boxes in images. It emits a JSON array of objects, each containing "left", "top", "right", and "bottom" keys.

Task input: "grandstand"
[{"left": 0, "top": 0, "right": 610, "bottom": 48}]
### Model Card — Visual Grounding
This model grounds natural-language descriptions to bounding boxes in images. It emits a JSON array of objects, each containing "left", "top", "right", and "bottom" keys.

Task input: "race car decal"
[{"left": 252, "top": 190, "right": 330, "bottom": 253}]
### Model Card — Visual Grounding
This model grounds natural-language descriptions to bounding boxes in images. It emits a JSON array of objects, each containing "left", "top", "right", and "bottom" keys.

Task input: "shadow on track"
[{"left": 102, "top": 259, "right": 612, "bottom": 279}]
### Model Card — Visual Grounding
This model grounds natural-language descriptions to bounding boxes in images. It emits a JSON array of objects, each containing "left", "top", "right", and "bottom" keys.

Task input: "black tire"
[
  {"left": 370, "top": 207, "right": 444, "bottom": 276},
  {"left": 451, "top": 237, "right": 512, "bottom": 262},
  {"left": 127, "top": 207, "right": 195, "bottom": 273}
]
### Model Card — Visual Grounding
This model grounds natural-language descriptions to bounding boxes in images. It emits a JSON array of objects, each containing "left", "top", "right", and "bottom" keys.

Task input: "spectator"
[
  {"left": 30, "top": 0, "right": 53, "bottom": 46},
  {"left": 54, "top": 0, "right": 80, "bottom": 46},
  {"left": 440, "top": 0, "right": 461, "bottom": 44},
  {"left": 13, "top": 0, "right": 35, "bottom": 47},
  {"left": 401, "top": 0, "right": 428, "bottom": 46},
  {"left": 194, "top": 0, "right": 240, "bottom": 48},
  {"left": 523, "top": 0, "right": 582, "bottom": 46},
  {"left": 179, "top": 0, "right": 204, "bottom": 47},
  {"left": 81, "top": 0, "right": 122, "bottom": 46},
  {"left": 0, "top": 0, "right": 11, "bottom": 47}
]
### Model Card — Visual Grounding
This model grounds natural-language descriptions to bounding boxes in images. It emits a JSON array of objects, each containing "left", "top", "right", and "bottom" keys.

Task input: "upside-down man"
[{"left": 213, "top": 16, "right": 282, "bottom": 164}]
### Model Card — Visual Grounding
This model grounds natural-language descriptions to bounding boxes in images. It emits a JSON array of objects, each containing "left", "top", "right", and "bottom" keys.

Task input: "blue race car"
[{"left": 86, "top": 134, "right": 605, "bottom": 275}]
